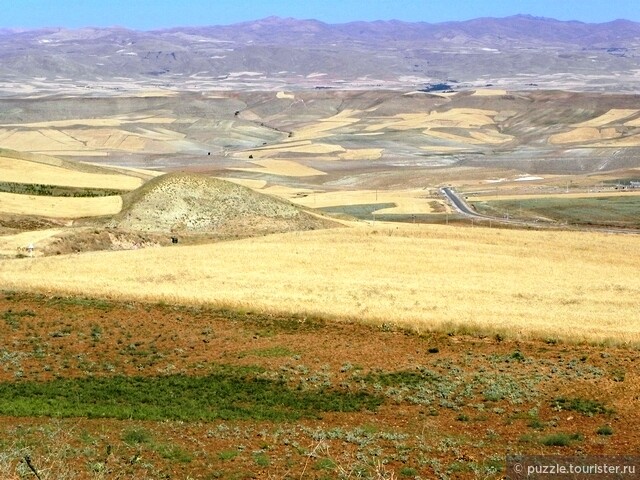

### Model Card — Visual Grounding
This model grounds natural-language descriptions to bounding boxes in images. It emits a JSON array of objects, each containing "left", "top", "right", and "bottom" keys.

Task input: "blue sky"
[{"left": 2, "top": 0, "right": 638, "bottom": 29}]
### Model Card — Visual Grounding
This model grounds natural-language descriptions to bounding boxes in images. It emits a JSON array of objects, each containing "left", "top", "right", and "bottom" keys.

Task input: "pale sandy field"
[
  {"left": 262, "top": 188, "right": 449, "bottom": 214},
  {"left": 1, "top": 224, "right": 638, "bottom": 344},
  {"left": 575, "top": 109, "right": 638, "bottom": 127},
  {"left": 231, "top": 159, "right": 327, "bottom": 177},
  {"left": 0, "top": 192, "right": 122, "bottom": 218},
  {"left": 0, "top": 228, "right": 64, "bottom": 257},
  {"left": 468, "top": 190, "right": 640, "bottom": 202},
  {"left": 471, "top": 89, "right": 508, "bottom": 96},
  {"left": 0, "top": 156, "right": 144, "bottom": 190}
]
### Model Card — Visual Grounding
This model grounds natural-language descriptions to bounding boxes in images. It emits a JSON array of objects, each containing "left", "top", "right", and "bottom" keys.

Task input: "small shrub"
[
  {"left": 218, "top": 450, "right": 239, "bottom": 461},
  {"left": 540, "top": 432, "right": 582, "bottom": 447},
  {"left": 552, "top": 397, "right": 612, "bottom": 416},
  {"left": 314, "top": 458, "right": 336, "bottom": 470},
  {"left": 122, "top": 428, "right": 152, "bottom": 445},
  {"left": 511, "top": 350, "right": 525, "bottom": 362},
  {"left": 156, "top": 444, "right": 193, "bottom": 463},
  {"left": 253, "top": 453, "right": 269, "bottom": 467},
  {"left": 596, "top": 425, "right": 614, "bottom": 436},
  {"left": 400, "top": 466, "right": 418, "bottom": 476},
  {"left": 527, "top": 418, "right": 545, "bottom": 430}
]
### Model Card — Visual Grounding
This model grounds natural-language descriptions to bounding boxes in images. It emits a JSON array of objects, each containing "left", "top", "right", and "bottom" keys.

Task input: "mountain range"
[{"left": 1, "top": 15, "right": 639, "bottom": 93}]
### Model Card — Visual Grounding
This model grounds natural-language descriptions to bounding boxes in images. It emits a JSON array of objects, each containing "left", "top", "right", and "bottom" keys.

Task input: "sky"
[{"left": 1, "top": 0, "right": 639, "bottom": 30}]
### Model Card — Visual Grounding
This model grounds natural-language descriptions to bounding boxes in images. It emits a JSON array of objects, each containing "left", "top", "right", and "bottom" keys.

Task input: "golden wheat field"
[
  {"left": 0, "top": 192, "right": 123, "bottom": 218},
  {"left": 1, "top": 224, "right": 638, "bottom": 344},
  {"left": 0, "top": 156, "right": 144, "bottom": 189}
]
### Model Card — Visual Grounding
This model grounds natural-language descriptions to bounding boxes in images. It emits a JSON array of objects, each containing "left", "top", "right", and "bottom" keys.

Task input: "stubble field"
[{"left": 1, "top": 224, "right": 638, "bottom": 344}]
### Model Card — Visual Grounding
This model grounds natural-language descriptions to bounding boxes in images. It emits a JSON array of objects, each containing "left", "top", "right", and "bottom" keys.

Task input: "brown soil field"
[{"left": 0, "top": 291, "right": 638, "bottom": 479}]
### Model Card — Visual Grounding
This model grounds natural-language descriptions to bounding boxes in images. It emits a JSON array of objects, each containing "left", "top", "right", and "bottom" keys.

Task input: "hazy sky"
[{"left": 2, "top": 0, "right": 639, "bottom": 29}]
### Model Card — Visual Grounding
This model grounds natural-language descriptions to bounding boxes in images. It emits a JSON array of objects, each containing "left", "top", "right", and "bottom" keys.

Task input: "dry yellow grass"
[
  {"left": 0, "top": 228, "right": 64, "bottom": 256},
  {"left": 0, "top": 192, "right": 122, "bottom": 218},
  {"left": 366, "top": 109, "right": 498, "bottom": 132},
  {"left": 0, "top": 156, "right": 144, "bottom": 190},
  {"left": 0, "top": 123, "right": 183, "bottom": 155},
  {"left": 1, "top": 224, "right": 638, "bottom": 343},
  {"left": 276, "top": 91, "right": 295, "bottom": 99},
  {"left": 231, "top": 159, "right": 327, "bottom": 177},
  {"left": 575, "top": 109, "right": 638, "bottom": 127},
  {"left": 549, "top": 127, "right": 620, "bottom": 144},
  {"left": 3, "top": 115, "right": 176, "bottom": 128},
  {"left": 472, "top": 89, "right": 508, "bottom": 96},
  {"left": 468, "top": 191, "right": 640, "bottom": 202},
  {"left": 290, "top": 110, "right": 361, "bottom": 140},
  {"left": 274, "top": 189, "right": 448, "bottom": 214},
  {"left": 338, "top": 148, "right": 383, "bottom": 160}
]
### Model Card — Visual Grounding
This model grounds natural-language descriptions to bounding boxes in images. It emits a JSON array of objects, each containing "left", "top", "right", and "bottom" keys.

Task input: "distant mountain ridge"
[{"left": 1, "top": 15, "right": 639, "bottom": 93}]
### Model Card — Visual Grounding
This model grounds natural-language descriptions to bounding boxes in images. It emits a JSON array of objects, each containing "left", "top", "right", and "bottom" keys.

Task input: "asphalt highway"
[{"left": 439, "top": 187, "right": 639, "bottom": 235}]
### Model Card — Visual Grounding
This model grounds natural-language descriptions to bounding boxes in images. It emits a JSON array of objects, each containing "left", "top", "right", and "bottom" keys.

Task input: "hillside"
[
  {"left": 1, "top": 16, "right": 640, "bottom": 93},
  {"left": 107, "top": 172, "right": 335, "bottom": 235}
]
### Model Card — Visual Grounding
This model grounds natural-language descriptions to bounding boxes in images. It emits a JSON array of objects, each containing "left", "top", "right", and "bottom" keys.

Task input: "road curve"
[
  {"left": 439, "top": 187, "right": 640, "bottom": 235},
  {"left": 441, "top": 187, "right": 487, "bottom": 218}
]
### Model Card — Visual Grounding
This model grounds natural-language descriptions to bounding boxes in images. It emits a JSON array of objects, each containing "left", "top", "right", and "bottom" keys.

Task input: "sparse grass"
[
  {"left": 552, "top": 397, "right": 612, "bottom": 416},
  {"left": 239, "top": 346, "right": 295, "bottom": 358},
  {"left": 539, "top": 432, "right": 583, "bottom": 447},
  {"left": 3, "top": 309, "right": 36, "bottom": 329},
  {"left": 0, "top": 181, "right": 126, "bottom": 198},
  {"left": 0, "top": 191, "right": 122, "bottom": 218},
  {"left": 472, "top": 195, "right": 640, "bottom": 228}
]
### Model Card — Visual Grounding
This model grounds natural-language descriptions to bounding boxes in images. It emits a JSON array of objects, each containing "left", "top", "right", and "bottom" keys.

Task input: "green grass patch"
[
  {"left": 365, "top": 369, "right": 441, "bottom": 387},
  {"left": 552, "top": 397, "right": 612, "bottom": 416},
  {"left": 253, "top": 453, "right": 269, "bottom": 467},
  {"left": 218, "top": 450, "right": 239, "bottom": 461},
  {"left": 0, "top": 366, "right": 382, "bottom": 421},
  {"left": 0, "top": 181, "right": 126, "bottom": 198},
  {"left": 400, "top": 466, "right": 418, "bottom": 476},
  {"left": 45, "top": 296, "right": 115, "bottom": 311},
  {"left": 2, "top": 309, "right": 36, "bottom": 329},
  {"left": 472, "top": 196, "right": 640, "bottom": 228},
  {"left": 122, "top": 427, "right": 153, "bottom": 445},
  {"left": 539, "top": 432, "right": 583, "bottom": 447},
  {"left": 314, "top": 458, "right": 336, "bottom": 471},
  {"left": 596, "top": 425, "right": 614, "bottom": 436}
]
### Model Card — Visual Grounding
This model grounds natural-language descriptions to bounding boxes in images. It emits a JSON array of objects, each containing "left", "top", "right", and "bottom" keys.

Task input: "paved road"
[
  {"left": 439, "top": 187, "right": 640, "bottom": 235},
  {"left": 440, "top": 187, "right": 483, "bottom": 217}
]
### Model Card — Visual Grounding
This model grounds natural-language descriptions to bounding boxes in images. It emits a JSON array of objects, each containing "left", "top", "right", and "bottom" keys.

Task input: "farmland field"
[
  {"left": 1, "top": 87, "right": 640, "bottom": 479},
  {"left": 1, "top": 225, "right": 639, "bottom": 344},
  {"left": 470, "top": 195, "right": 640, "bottom": 228}
]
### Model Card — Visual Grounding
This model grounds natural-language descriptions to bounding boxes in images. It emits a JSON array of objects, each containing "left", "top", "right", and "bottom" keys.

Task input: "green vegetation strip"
[
  {"left": 472, "top": 196, "right": 640, "bottom": 228},
  {"left": 0, "top": 181, "right": 126, "bottom": 198},
  {"left": 0, "top": 367, "right": 382, "bottom": 421}
]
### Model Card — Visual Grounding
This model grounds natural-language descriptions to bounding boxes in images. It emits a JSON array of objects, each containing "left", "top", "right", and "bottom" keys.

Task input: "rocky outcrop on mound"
[{"left": 107, "top": 173, "right": 334, "bottom": 236}]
